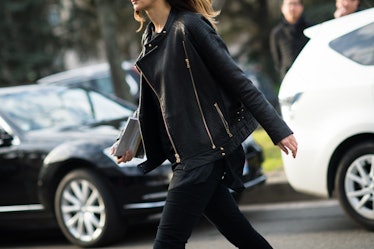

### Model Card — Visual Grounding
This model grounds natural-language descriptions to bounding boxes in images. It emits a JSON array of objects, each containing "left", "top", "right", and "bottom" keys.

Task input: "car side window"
[
  {"left": 88, "top": 91, "right": 133, "bottom": 121},
  {"left": 329, "top": 22, "right": 374, "bottom": 65},
  {"left": 91, "top": 76, "right": 115, "bottom": 96}
]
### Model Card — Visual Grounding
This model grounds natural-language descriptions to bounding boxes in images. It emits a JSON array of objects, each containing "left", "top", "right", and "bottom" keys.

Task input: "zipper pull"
[
  {"left": 175, "top": 153, "right": 181, "bottom": 163},
  {"left": 185, "top": 58, "right": 190, "bottom": 69}
]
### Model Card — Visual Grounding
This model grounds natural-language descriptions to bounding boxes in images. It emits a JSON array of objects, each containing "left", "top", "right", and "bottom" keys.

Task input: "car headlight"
[
  {"left": 279, "top": 92, "right": 304, "bottom": 120},
  {"left": 280, "top": 92, "right": 303, "bottom": 108}
]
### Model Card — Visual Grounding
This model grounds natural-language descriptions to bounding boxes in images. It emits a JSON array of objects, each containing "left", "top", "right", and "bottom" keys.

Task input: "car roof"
[
  {"left": 304, "top": 7, "right": 374, "bottom": 40},
  {"left": 37, "top": 63, "right": 110, "bottom": 84},
  {"left": 0, "top": 84, "right": 68, "bottom": 95},
  {"left": 37, "top": 61, "right": 135, "bottom": 85}
]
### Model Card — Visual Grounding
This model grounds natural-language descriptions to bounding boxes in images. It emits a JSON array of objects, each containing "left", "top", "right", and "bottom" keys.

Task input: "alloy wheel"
[
  {"left": 344, "top": 154, "right": 374, "bottom": 220},
  {"left": 60, "top": 178, "right": 106, "bottom": 242}
]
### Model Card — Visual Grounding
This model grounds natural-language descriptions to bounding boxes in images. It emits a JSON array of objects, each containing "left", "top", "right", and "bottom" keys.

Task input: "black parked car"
[{"left": 0, "top": 84, "right": 265, "bottom": 247}]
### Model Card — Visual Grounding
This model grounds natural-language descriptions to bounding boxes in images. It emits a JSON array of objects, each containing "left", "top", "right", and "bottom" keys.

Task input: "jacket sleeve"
[{"left": 184, "top": 15, "right": 292, "bottom": 144}]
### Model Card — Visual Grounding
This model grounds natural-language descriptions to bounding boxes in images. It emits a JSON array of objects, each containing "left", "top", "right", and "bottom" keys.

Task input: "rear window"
[{"left": 329, "top": 22, "right": 374, "bottom": 65}]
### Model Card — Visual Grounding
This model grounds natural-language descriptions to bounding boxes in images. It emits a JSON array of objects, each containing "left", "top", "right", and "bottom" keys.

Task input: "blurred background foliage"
[{"left": 0, "top": 0, "right": 373, "bottom": 93}]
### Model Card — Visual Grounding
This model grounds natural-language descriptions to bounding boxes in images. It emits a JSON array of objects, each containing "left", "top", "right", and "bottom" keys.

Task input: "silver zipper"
[
  {"left": 137, "top": 69, "right": 181, "bottom": 163},
  {"left": 182, "top": 41, "right": 216, "bottom": 149},
  {"left": 214, "top": 103, "right": 233, "bottom": 137}
]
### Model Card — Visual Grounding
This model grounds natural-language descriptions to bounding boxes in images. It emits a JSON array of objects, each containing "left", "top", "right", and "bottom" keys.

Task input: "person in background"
[
  {"left": 334, "top": 0, "right": 360, "bottom": 18},
  {"left": 112, "top": 0, "right": 298, "bottom": 248},
  {"left": 270, "top": 0, "right": 312, "bottom": 80}
]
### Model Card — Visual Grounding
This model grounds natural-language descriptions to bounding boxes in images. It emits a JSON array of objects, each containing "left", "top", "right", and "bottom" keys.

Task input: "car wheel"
[
  {"left": 336, "top": 142, "right": 374, "bottom": 231},
  {"left": 54, "top": 169, "right": 125, "bottom": 247}
]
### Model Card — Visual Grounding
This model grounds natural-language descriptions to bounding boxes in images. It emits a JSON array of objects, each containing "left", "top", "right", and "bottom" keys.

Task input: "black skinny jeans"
[{"left": 154, "top": 159, "right": 273, "bottom": 249}]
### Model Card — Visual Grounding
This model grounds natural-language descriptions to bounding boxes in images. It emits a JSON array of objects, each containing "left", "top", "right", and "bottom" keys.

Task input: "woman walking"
[{"left": 114, "top": 0, "right": 298, "bottom": 248}]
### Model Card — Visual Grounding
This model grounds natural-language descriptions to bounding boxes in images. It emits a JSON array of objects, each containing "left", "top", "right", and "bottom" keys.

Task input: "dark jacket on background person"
[
  {"left": 135, "top": 8, "right": 293, "bottom": 189},
  {"left": 270, "top": 16, "right": 311, "bottom": 79}
]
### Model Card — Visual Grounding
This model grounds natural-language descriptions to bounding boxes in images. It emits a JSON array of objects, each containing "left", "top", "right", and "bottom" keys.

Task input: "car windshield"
[{"left": 0, "top": 87, "right": 133, "bottom": 132}]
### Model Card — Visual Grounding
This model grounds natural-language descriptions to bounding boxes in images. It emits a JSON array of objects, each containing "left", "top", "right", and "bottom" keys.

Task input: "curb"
[{"left": 239, "top": 170, "right": 321, "bottom": 205}]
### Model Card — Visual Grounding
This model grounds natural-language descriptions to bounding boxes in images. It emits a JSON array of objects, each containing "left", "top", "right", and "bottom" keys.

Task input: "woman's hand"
[
  {"left": 277, "top": 134, "right": 298, "bottom": 158},
  {"left": 110, "top": 142, "right": 135, "bottom": 164},
  {"left": 115, "top": 150, "right": 135, "bottom": 164}
]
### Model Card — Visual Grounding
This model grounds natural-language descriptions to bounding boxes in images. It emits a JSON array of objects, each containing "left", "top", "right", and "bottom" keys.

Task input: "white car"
[{"left": 279, "top": 8, "right": 374, "bottom": 230}]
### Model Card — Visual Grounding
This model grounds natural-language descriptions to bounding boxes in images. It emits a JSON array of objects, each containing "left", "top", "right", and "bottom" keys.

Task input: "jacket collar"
[{"left": 143, "top": 7, "right": 178, "bottom": 47}]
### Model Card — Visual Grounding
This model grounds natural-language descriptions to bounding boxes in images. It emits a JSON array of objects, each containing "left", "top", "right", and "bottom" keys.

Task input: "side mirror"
[{"left": 0, "top": 128, "right": 13, "bottom": 147}]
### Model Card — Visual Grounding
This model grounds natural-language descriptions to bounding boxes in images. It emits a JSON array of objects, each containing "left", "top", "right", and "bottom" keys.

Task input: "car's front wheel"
[
  {"left": 336, "top": 142, "right": 374, "bottom": 231},
  {"left": 54, "top": 169, "right": 125, "bottom": 247}
]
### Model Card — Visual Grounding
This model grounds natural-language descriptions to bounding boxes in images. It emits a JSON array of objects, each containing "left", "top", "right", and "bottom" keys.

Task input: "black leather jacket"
[{"left": 136, "top": 8, "right": 292, "bottom": 174}]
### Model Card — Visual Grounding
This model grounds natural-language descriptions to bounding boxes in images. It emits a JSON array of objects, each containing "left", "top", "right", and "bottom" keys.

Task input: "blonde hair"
[{"left": 134, "top": 0, "right": 219, "bottom": 32}]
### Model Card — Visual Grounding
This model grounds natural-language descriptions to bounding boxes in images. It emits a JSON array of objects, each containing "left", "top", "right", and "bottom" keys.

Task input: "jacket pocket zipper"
[
  {"left": 182, "top": 41, "right": 216, "bottom": 149},
  {"left": 214, "top": 103, "right": 233, "bottom": 137}
]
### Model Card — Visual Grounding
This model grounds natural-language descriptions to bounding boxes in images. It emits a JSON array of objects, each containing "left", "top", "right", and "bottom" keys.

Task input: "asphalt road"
[{"left": 1, "top": 199, "right": 374, "bottom": 249}]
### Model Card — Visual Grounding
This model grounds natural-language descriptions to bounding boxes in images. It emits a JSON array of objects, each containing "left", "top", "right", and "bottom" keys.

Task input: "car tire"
[
  {"left": 54, "top": 169, "right": 125, "bottom": 247},
  {"left": 336, "top": 142, "right": 374, "bottom": 231}
]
